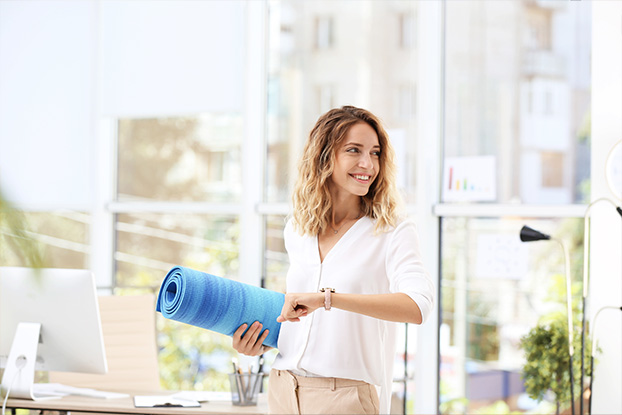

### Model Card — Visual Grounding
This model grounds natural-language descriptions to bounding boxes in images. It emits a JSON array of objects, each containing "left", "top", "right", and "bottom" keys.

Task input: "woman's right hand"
[{"left": 232, "top": 321, "right": 272, "bottom": 356}]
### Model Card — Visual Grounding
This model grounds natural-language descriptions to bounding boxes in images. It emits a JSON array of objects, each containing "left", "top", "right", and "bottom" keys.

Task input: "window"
[
  {"left": 399, "top": 13, "right": 415, "bottom": 49},
  {"left": 398, "top": 85, "right": 416, "bottom": 120},
  {"left": 315, "top": 15, "right": 334, "bottom": 49},
  {"left": 541, "top": 152, "right": 564, "bottom": 188},
  {"left": 317, "top": 85, "right": 335, "bottom": 114},
  {"left": 444, "top": 0, "right": 590, "bottom": 204},
  {"left": 0, "top": 211, "right": 89, "bottom": 270},
  {"left": 440, "top": 217, "right": 584, "bottom": 414},
  {"left": 440, "top": 1, "right": 592, "bottom": 413},
  {"left": 263, "top": 215, "right": 288, "bottom": 294},
  {"left": 115, "top": 213, "right": 239, "bottom": 290},
  {"left": 117, "top": 115, "right": 242, "bottom": 203},
  {"left": 525, "top": 7, "right": 552, "bottom": 51},
  {"left": 266, "top": 0, "right": 421, "bottom": 205},
  {"left": 113, "top": 211, "right": 239, "bottom": 390},
  {"left": 114, "top": 113, "right": 243, "bottom": 391}
]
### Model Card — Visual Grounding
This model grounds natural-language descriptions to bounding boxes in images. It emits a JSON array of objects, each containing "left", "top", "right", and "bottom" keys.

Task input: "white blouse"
[{"left": 272, "top": 216, "right": 435, "bottom": 414}]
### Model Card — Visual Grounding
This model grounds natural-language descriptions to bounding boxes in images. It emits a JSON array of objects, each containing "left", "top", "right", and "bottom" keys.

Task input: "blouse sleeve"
[{"left": 385, "top": 219, "right": 435, "bottom": 324}]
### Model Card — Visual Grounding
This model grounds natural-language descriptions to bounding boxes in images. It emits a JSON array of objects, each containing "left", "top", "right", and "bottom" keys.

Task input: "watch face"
[{"left": 606, "top": 140, "right": 622, "bottom": 202}]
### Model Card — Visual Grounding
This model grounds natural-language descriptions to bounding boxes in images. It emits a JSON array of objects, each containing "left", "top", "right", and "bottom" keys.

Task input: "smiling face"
[{"left": 329, "top": 122, "right": 380, "bottom": 198}]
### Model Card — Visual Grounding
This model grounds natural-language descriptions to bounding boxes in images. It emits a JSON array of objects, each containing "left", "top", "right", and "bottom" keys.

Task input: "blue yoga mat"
[{"left": 156, "top": 266, "right": 284, "bottom": 349}]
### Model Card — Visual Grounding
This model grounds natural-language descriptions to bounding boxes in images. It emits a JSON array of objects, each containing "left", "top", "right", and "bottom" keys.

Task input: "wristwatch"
[{"left": 319, "top": 287, "right": 335, "bottom": 311}]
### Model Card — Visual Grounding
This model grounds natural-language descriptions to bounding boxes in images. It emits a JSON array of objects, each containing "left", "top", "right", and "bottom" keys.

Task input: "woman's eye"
[
  {"left": 346, "top": 147, "right": 359, "bottom": 153},
  {"left": 372, "top": 151, "right": 381, "bottom": 157}
]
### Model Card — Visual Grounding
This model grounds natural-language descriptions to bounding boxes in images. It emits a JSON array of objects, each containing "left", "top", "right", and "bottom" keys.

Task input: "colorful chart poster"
[{"left": 442, "top": 155, "right": 497, "bottom": 202}]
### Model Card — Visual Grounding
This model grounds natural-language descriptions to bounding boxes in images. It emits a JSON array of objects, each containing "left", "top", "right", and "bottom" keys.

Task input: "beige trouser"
[{"left": 268, "top": 369, "right": 380, "bottom": 415}]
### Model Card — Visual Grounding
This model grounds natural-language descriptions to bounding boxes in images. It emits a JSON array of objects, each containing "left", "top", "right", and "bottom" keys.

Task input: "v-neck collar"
[{"left": 315, "top": 216, "right": 367, "bottom": 264}]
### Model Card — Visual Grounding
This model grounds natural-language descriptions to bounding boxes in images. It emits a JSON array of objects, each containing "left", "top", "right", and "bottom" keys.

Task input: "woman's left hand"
[{"left": 277, "top": 292, "right": 324, "bottom": 323}]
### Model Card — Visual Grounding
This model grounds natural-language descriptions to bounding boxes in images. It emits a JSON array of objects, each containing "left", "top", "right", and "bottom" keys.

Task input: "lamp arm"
[
  {"left": 554, "top": 238, "right": 574, "bottom": 356},
  {"left": 590, "top": 305, "right": 622, "bottom": 357},
  {"left": 588, "top": 305, "right": 622, "bottom": 415},
  {"left": 553, "top": 238, "right": 575, "bottom": 415}
]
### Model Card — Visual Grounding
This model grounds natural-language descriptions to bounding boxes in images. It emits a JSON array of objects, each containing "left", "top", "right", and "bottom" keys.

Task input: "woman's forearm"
[
  {"left": 277, "top": 292, "right": 422, "bottom": 324},
  {"left": 331, "top": 292, "right": 422, "bottom": 324}
]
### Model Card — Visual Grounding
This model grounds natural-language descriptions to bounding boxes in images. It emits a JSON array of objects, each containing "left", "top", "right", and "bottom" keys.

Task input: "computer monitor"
[{"left": 0, "top": 267, "right": 108, "bottom": 400}]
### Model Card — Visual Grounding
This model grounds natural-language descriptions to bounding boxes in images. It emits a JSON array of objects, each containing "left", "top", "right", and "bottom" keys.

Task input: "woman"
[{"left": 233, "top": 106, "right": 434, "bottom": 414}]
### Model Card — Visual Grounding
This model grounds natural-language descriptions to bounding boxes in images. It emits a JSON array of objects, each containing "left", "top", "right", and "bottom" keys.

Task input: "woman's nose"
[{"left": 358, "top": 153, "right": 372, "bottom": 168}]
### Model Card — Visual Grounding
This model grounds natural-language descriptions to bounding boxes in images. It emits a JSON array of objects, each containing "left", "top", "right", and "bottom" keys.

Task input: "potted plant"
[{"left": 520, "top": 276, "right": 592, "bottom": 415}]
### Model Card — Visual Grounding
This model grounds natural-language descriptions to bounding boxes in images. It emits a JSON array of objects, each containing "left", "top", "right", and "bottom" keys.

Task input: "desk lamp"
[{"left": 520, "top": 225, "right": 575, "bottom": 415}]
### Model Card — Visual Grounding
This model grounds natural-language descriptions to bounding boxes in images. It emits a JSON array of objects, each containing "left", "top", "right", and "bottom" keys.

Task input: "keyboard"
[{"left": 33, "top": 383, "right": 129, "bottom": 399}]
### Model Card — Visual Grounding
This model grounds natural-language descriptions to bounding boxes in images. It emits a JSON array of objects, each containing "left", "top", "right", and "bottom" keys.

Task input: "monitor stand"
[{"left": 1, "top": 322, "right": 60, "bottom": 400}]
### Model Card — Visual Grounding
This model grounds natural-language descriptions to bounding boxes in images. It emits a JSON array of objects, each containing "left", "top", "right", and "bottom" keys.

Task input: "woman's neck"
[{"left": 330, "top": 196, "right": 361, "bottom": 224}]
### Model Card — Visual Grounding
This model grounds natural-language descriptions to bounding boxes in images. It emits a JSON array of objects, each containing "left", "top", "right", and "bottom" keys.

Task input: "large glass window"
[
  {"left": 443, "top": 0, "right": 591, "bottom": 205},
  {"left": 440, "top": 1, "right": 592, "bottom": 413},
  {"left": 440, "top": 217, "right": 583, "bottom": 414},
  {"left": 117, "top": 115, "right": 243, "bottom": 203},
  {"left": 0, "top": 211, "right": 89, "bottom": 269},
  {"left": 114, "top": 212, "right": 240, "bottom": 390},
  {"left": 266, "top": 0, "right": 421, "bottom": 204},
  {"left": 263, "top": 214, "right": 288, "bottom": 294},
  {"left": 115, "top": 115, "right": 243, "bottom": 391},
  {"left": 115, "top": 213, "right": 239, "bottom": 290}
]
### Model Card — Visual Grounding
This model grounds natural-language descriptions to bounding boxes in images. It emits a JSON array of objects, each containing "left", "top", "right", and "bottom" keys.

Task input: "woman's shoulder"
[
  {"left": 370, "top": 215, "right": 417, "bottom": 235},
  {"left": 370, "top": 217, "right": 419, "bottom": 249},
  {"left": 283, "top": 217, "right": 297, "bottom": 240},
  {"left": 283, "top": 217, "right": 311, "bottom": 242}
]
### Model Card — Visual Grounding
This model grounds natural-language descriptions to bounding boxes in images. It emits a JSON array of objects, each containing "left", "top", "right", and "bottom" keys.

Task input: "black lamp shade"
[{"left": 520, "top": 225, "right": 551, "bottom": 242}]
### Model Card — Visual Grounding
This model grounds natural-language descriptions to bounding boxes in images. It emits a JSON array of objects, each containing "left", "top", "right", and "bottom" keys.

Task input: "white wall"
[
  {"left": 0, "top": 1, "right": 96, "bottom": 209},
  {"left": 100, "top": 0, "right": 244, "bottom": 118},
  {"left": 591, "top": 2, "right": 622, "bottom": 413}
]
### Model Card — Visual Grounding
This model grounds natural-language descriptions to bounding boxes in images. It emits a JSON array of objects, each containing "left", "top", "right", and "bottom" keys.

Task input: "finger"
[
  {"left": 277, "top": 311, "right": 295, "bottom": 322},
  {"left": 280, "top": 300, "right": 297, "bottom": 318},
  {"left": 258, "top": 329, "right": 269, "bottom": 343},
  {"left": 233, "top": 324, "right": 248, "bottom": 339},
  {"left": 232, "top": 324, "right": 248, "bottom": 348},
  {"left": 248, "top": 322, "right": 263, "bottom": 343},
  {"left": 239, "top": 322, "right": 258, "bottom": 346},
  {"left": 277, "top": 315, "right": 300, "bottom": 323},
  {"left": 253, "top": 329, "right": 270, "bottom": 354}
]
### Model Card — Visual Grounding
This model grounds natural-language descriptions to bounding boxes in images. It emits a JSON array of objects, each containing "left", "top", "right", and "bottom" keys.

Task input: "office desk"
[{"left": 5, "top": 392, "right": 269, "bottom": 414}]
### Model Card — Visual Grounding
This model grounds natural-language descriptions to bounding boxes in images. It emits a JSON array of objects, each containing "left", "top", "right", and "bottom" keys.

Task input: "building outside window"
[{"left": 439, "top": 1, "right": 591, "bottom": 413}]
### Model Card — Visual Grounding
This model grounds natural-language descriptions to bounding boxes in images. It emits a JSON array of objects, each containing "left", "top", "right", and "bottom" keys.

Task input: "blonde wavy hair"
[{"left": 291, "top": 106, "right": 403, "bottom": 236}]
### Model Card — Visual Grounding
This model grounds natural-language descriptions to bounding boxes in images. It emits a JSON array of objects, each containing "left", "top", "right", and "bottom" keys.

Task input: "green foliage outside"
[
  {"left": 439, "top": 379, "right": 469, "bottom": 414},
  {"left": 0, "top": 190, "right": 43, "bottom": 268},
  {"left": 473, "top": 400, "right": 521, "bottom": 415},
  {"left": 157, "top": 319, "right": 236, "bottom": 391},
  {"left": 115, "top": 219, "right": 243, "bottom": 392}
]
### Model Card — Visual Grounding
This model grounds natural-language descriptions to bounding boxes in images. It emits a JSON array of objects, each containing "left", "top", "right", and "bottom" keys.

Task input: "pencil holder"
[{"left": 229, "top": 372, "right": 263, "bottom": 406}]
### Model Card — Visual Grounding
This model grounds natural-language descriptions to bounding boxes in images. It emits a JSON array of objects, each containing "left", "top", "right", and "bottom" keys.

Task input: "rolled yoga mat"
[{"left": 156, "top": 266, "right": 284, "bottom": 349}]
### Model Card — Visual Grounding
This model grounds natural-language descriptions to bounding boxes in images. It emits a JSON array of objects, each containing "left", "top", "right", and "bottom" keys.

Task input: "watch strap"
[{"left": 320, "top": 287, "right": 335, "bottom": 311}]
